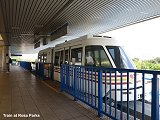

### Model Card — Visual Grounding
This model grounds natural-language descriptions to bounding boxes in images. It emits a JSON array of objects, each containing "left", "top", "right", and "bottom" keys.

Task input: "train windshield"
[
  {"left": 85, "top": 46, "right": 112, "bottom": 67},
  {"left": 106, "top": 46, "right": 135, "bottom": 69}
]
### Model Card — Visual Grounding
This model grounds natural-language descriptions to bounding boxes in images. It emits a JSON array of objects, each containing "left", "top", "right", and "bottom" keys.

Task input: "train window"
[
  {"left": 43, "top": 54, "right": 47, "bottom": 63},
  {"left": 85, "top": 47, "right": 97, "bottom": 66},
  {"left": 65, "top": 50, "right": 69, "bottom": 64},
  {"left": 85, "top": 46, "right": 112, "bottom": 67},
  {"left": 107, "top": 46, "right": 135, "bottom": 69},
  {"left": 38, "top": 55, "right": 41, "bottom": 62},
  {"left": 54, "top": 51, "right": 60, "bottom": 66},
  {"left": 60, "top": 50, "right": 64, "bottom": 65},
  {"left": 71, "top": 47, "right": 82, "bottom": 65},
  {"left": 41, "top": 55, "right": 43, "bottom": 62}
]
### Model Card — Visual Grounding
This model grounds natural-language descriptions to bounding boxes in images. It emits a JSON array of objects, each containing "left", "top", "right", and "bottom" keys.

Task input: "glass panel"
[
  {"left": 60, "top": 50, "right": 64, "bottom": 65},
  {"left": 119, "top": 47, "right": 135, "bottom": 68},
  {"left": 85, "top": 46, "right": 112, "bottom": 67},
  {"left": 71, "top": 47, "right": 82, "bottom": 65},
  {"left": 85, "top": 47, "right": 95, "bottom": 66},
  {"left": 65, "top": 50, "right": 69, "bottom": 64},
  {"left": 100, "top": 49, "right": 111, "bottom": 67},
  {"left": 43, "top": 53, "right": 47, "bottom": 63},
  {"left": 107, "top": 46, "right": 135, "bottom": 69},
  {"left": 54, "top": 51, "right": 60, "bottom": 66}
]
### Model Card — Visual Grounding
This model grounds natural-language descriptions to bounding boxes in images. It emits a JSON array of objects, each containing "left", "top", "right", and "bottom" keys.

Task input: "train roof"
[
  {"left": 55, "top": 34, "right": 121, "bottom": 48},
  {"left": 38, "top": 47, "right": 54, "bottom": 54}
]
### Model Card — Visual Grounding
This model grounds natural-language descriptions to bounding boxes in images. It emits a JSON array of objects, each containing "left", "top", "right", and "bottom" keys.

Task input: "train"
[{"left": 38, "top": 34, "right": 145, "bottom": 102}]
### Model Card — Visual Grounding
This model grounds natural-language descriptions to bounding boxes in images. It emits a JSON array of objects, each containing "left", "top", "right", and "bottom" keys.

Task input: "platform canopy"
[{"left": 0, "top": 0, "right": 160, "bottom": 54}]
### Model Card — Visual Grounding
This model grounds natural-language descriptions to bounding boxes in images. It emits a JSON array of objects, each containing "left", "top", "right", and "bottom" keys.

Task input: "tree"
[{"left": 132, "top": 58, "right": 160, "bottom": 70}]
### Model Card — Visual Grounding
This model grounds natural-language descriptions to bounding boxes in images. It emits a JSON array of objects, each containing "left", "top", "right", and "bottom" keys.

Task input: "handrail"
[
  {"left": 61, "top": 64, "right": 160, "bottom": 120},
  {"left": 19, "top": 62, "right": 160, "bottom": 120}
]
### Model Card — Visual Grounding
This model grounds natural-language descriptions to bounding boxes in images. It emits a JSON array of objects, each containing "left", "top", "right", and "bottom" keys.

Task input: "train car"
[
  {"left": 39, "top": 35, "right": 144, "bottom": 102},
  {"left": 38, "top": 47, "right": 54, "bottom": 78},
  {"left": 53, "top": 35, "right": 135, "bottom": 77},
  {"left": 38, "top": 47, "right": 53, "bottom": 63}
]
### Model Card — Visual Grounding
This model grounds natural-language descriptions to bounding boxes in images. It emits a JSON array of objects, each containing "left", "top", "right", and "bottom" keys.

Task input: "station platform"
[{"left": 0, "top": 65, "right": 102, "bottom": 120}]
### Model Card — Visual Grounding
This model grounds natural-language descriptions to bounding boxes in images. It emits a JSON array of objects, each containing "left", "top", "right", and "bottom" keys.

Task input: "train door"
[
  {"left": 46, "top": 48, "right": 52, "bottom": 63},
  {"left": 54, "top": 50, "right": 64, "bottom": 81}
]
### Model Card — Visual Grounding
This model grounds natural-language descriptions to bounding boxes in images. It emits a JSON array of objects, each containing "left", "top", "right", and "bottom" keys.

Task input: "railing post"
[
  {"left": 39, "top": 63, "right": 44, "bottom": 80},
  {"left": 74, "top": 66, "right": 77, "bottom": 101},
  {"left": 42, "top": 63, "right": 44, "bottom": 80},
  {"left": 39, "top": 63, "right": 41, "bottom": 77},
  {"left": 60, "top": 65, "right": 64, "bottom": 92},
  {"left": 51, "top": 64, "right": 54, "bottom": 81},
  {"left": 36, "top": 63, "right": 38, "bottom": 75},
  {"left": 66, "top": 65, "right": 70, "bottom": 91},
  {"left": 151, "top": 74, "right": 159, "bottom": 120},
  {"left": 28, "top": 62, "right": 31, "bottom": 71},
  {"left": 98, "top": 68, "right": 103, "bottom": 117},
  {"left": 24, "top": 61, "right": 26, "bottom": 69}
]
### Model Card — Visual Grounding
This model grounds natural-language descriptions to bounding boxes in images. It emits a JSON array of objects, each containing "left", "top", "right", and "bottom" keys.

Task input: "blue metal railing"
[
  {"left": 20, "top": 62, "right": 53, "bottom": 80},
  {"left": 19, "top": 62, "right": 160, "bottom": 119},
  {"left": 35, "top": 62, "right": 53, "bottom": 80},
  {"left": 60, "top": 64, "right": 160, "bottom": 120},
  {"left": 19, "top": 61, "right": 32, "bottom": 71}
]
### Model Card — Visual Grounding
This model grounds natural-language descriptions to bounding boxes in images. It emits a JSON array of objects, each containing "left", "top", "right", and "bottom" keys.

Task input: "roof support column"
[{"left": 1, "top": 45, "right": 9, "bottom": 71}]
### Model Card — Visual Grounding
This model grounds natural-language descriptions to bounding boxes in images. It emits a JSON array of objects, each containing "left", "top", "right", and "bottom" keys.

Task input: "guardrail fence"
[
  {"left": 20, "top": 62, "right": 53, "bottom": 80},
  {"left": 35, "top": 63, "right": 53, "bottom": 80},
  {"left": 61, "top": 64, "right": 160, "bottom": 120},
  {"left": 19, "top": 61, "right": 32, "bottom": 71},
  {"left": 20, "top": 62, "right": 160, "bottom": 120}
]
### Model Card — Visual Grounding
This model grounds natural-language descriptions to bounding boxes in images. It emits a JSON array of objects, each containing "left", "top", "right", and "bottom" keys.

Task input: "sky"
[{"left": 101, "top": 17, "right": 160, "bottom": 60}]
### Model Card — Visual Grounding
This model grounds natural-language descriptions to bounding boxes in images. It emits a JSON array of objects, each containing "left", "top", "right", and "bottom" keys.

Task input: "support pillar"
[{"left": 1, "top": 45, "right": 9, "bottom": 71}]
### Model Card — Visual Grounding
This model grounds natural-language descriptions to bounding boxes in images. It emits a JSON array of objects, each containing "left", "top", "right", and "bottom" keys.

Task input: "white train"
[{"left": 38, "top": 35, "right": 144, "bottom": 102}]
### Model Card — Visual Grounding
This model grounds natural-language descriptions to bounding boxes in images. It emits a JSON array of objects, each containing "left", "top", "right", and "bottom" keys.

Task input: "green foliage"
[{"left": 133, "top": 57, "right": 160, "bottom": 70}]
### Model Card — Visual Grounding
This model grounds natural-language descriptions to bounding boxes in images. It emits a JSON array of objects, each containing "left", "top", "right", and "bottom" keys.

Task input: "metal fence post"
[
  {"left": 39, "top": 63, "right": 44, "bottom": 80},
  {"left": 28, "top": 62, "right": 31, "bottom": 71},
  {"left": 38, "top": 63, "right": 41, "bottom": 77},
  {"left": 151, "top": 74, "right": 159, "bottom": 120},
  {"left": 51, "top": 64, "right": 54, "bottom": 81},
  {"left": 42, "top": 63, "right": 44, "bottom": 80},
  {"left": 74, "top": 66, "right": 77, "bottom": 101},
  {"left": 24, "top": 61, "right": 26, "bottom": 69},
  {"left": 60, "top": 65, "right": 64, "bottom": 92},
  {"left": 98, "top": 68, "right": 103, "bottom": 117},
  {"left": 36, "top": 63, "right": 38, "bottom": 75},
  {"left": 66, "top": 65, "right": 70, "bottom": 91},
  {"left": 38, "top": 63, "right": 40, "bottom": 77}
]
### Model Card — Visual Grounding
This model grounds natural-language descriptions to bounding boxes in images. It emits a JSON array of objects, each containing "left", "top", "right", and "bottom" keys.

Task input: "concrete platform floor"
[{"left": 0, "top": 65, "right": 102, "bottom": 120}]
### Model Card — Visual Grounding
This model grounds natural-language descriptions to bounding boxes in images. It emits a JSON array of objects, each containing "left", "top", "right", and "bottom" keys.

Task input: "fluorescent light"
[{"left": 0, "top": 34, "right": 3, "bottom": 40}]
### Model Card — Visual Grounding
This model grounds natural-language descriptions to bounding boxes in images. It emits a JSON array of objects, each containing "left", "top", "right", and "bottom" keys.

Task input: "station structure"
[{"left": 0, "top": 1, "right": 160, "bottom": 120}]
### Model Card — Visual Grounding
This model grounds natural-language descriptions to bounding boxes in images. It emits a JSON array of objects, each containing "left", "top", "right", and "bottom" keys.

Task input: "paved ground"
[{"left": 0, "top": 65, "right": 103, "bottom": 120}]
